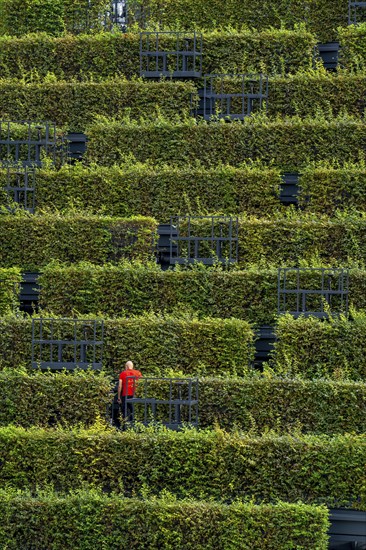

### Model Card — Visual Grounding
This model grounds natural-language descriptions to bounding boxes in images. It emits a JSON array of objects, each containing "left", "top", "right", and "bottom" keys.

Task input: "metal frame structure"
[
  {"left": 169, "top": 215, "right": 238, "bottom": 265},
  {"left": 202, "top": 74, "right": 268, "bottom": 120},
  {"left": 349, "top": 1, "right": 366, "bottom": 24},
  {"left": 104, "top": 0, "right": 128, "bottom": 31},
  {"left": 2, "top": 166, "right": 35, "bottom": 213},
  {"left": 123, "top": 377, "right": 199, "bottom": 430},
  {"left": 278, "top": 267, "right": 349, "bottom": 318},
  {"left": 140, "top": 31, "right": 203, "bottom": 78},
  {"left": 31, "top": 318, "right": 104, "bottom": 370},
  {"left": 0, "top": 121, "right": 58, "bottom": 167}
]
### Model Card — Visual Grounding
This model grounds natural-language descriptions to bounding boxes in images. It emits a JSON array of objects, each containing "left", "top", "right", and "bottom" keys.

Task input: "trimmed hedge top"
[{"left": 0, "top": 30, "right": 316, "bottom": 80}]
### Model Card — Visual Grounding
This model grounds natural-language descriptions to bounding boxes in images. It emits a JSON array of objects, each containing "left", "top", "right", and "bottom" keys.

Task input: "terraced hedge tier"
[
  {"left": 132, "top": 0, "right": 348, "bottom": 43},
  {"left": 0, "top": 214, "right": 157, "bottom": 270},
  {"left": 0, "top": 493, "right": 330, "bottom": 550},
  {"left": 0, "top": 30, "right": 316, "bottom": 80},
  {"left": 339, "top": 23, "right": 366, "bottom": 71},
  {"left": 0, "top": 164, "right": 283, "bottom": 218},
  {"left": 272, "top": 312, "right": 366, "bottom": 380},
  {"left": 299, "top": 162, "right": 366, "bottom": 214},
  {"left": 0, "top": 0, "right": 109, "bottom": 36},
  {"left": 3, "top": 370, "right": 366, "bottom": 434},
  {"left": 0, "top": 315, "right": 255, "bottom": 375},
  {"left": 38, "top": 263, "right": 366, "bottom": 324},
  {"left": 0, "top": 426, "right": 364, "bottom": 507},
  {"left": 85, "top": 116, "right": 366, "bottom": 171},
  {"left": 0, "top": 79, "right": 196, "bottom": 132},
  {"left": 0, "top": 268, "right": 21, "bottom": 315}
]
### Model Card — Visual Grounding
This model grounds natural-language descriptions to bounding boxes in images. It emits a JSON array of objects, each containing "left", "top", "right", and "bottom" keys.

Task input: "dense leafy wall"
[
  {"left": 0, "top": 427, "right": 364, "bottom": 507},
  {"left": 0, "top": 0, "right": 109, "bottom": 36},
  {"left": 0, "top": 79, "right": 196, "bottom": 131},
  {"left": 273, "top": 313, "right": 366, "bottom": 380},
  {"left": 0, "top": 30, "right": 316, "bottom": 80},
  {"left": 2, "top": 370, "right": 365, "bottom": 434},
  {"left": 0, "top": 268, "right": 21, "bottom": 315},
  {"left": 339, "top": 23, "right": 366, "bottom": 71},
  {"left": 0, "top": 492, "right": 330, "bottom": 550},
  {"left": 0, "top": 214, "right": 157, "bottom": 270},
  {"left": 85, "top": 116, "right": 366, "bottom": 171},
  {"left": 0, "top": 315, "right": 255, "bottom": 375},
  {"left": 38, "top": 264, "right": 366, "bottom": 324}
]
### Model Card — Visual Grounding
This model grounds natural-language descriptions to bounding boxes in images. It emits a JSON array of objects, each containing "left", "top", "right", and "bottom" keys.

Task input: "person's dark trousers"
[
  {"left": 121, "top": 396, "right": 134, "bottom": 423},
  {"left": 111, "top": 398, "right": 121, "bottom": 429}
]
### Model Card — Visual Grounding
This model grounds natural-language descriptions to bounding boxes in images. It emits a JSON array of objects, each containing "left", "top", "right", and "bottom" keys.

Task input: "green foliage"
[
  {"left": 38, "top": 263, "right": 280, "bottom": 323},
  {"left": 0, "top": 426, "right": 364, "bottom": 508},
  {"left": 0, "top": 491, "right": 330, "bottom": 550},
  {"left": 85, "top": 116, "right": 366, "bottom": 172},
  {"left": 38, "top": 263, "right": 366, "bottom": 323},
  {"left": 272, "top": 312, "right": 366, "bottom": 379},
  {"left": 0, "top": 314, "right": 255, "bottom": 376},
  {"left": 0, "top": 268, "right": 21, "bottom": 315},
  {"left": 0, "top": 0, "right": 109, "bottom": 36},
  {"left": 0, "top": 79, "right": 196, "bottom": 132},
  {"left": 0, "top": 213, "right": 157, "bottom": 269},
  {"left": 1, "top": 370, "right": 365, "bottom": 435},
  {"left": 0, "top": 30, "right": 316, "bottom": 80},
  {"left": 134, "top": 0, "right": 347, "bottom": 42},
  {"left": 0, "top": 163, "right": 282, "bottom": 218},
  {"left": 338, "top": 23, "right": 366, "bottom": 71}
]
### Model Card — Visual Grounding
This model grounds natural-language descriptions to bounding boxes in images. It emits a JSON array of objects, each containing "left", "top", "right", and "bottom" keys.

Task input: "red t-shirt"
[{"left": 119, "top": 369, "right": 142, "bottom": 396}]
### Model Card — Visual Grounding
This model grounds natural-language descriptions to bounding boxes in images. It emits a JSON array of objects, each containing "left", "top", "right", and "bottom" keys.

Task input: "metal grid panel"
[
  {"left": 278, "top": 267, "right": 349, "bottom": 318},
  {"left": 140, "top": 31, "right": 203, "bottom": 78},
  {"left": 202, "top": 74, "right": 268, "bottom": 121},
  {"left": 0, "top": 121, "right": 58, "bottom": 167},
  {"left": 123, "top": 377, "right": 199, "bottom": 430},
  {"left": 2, "top": 166, "right": 35, "bottom": 213},
  {"left": 169, "top": 215, "right": 238, "bottom": 265},
  {"left": 31, "top": 318, "right": 104, "bottom": 370},
  {"left": 349, "top": 1, "right": 366, "bottom": 24}
]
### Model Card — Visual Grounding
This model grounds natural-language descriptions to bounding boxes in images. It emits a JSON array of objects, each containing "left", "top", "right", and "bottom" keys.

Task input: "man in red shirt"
[{"left": 117, "top": 360, "right": 142, "bottom": 423}]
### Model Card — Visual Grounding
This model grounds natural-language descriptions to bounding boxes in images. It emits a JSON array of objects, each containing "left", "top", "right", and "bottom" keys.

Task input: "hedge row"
[
  {"left": 134, "top": 0, "right": 348, "bottom": 43},
  {"left": 38, "top": 263, "right": 366, "bottom": 324},
  {"left": 0, "top": 0, "right": 109, "bottom": 37},
  {"left": 85, "top": 116, "right": 366, "bottom": 171},
  {"left": 0, "top": 426, "right": 364, "bottom": 507},
  {"left": 0, "top": 492, "right": 329, "bottom": 550},
  {"left": 0, "top": 79, "right": 196, "bottom": 132},
  {"left": 0, "top": 315, "right": 255, "bottom": 376},
  {"left": 0, "top": 30, "right": 316, "bottom": 80},
  {"left": 0, "top": 268, "right": 21, "bottom": 315},
  {"left": 2, "top": 370, "right": 366, "bottom": 434},
  {"left": 339, "top": 23, "right": 366, "bottom": 71},
  {"left": 273, "top": 312, "right": 366, "bottom": 380},
  {"left": 13, "top": 163, "right": 282, "bottom": 218},
  {"left": 17, "top": 162, "right": 366, "bottom": 218},
  {"left": 0, "top": 214, "right": 157, "bottom": 270}
]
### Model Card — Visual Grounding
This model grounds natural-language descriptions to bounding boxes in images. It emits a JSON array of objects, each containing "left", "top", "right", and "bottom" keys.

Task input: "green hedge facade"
[
  {"left": 0, "top": 268, "right": 21, "bottom": 315},
  {"left": 2, "top": 370, "right": 366, "bottom": 434},
  {"left": 0, "top": 214, "right": 157, "bottom": 270},
  {"left": 0, "top": 79, "right": 196, "bottom": 131},
  {"left": 0, "top": 315, "right": 255, "bottom": 376},
  {"left": 0, "top": 427, "right": 364, "bottom": 507},
  {"left": 85, "top": 117, "right": 366, "bottom": 171},
  {"left": 339, "top": 23, "right": 366, "bottom": 71},
  {"left": 16, "top": 164, "right": 282, "bottom": 218},
  {"left": 38, "top": 264, "right": 366, "bottom": 324},
  {"left": 0, "top": 30, "right": 316, "bottom": 80},
  {"left": 273, "top": 313, "right": 366, "bottom": 380},
  {"left": 0, "top": 493, "right": 329, "bottom": 550}
]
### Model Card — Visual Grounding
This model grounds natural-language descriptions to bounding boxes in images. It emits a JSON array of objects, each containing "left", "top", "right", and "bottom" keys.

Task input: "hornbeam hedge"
[
  {"left": 10, "top": 164, "right": 282, "bottom": 217},
  {"left": 0, "top": 268, "right": 21, "bottom": 315},
  {"left": 0, "top": 30, "right": 316, "bottom": 80},
  {"left": 38, "top": 263, "right": 366, "bottom": 324},
  {"left": 0, "top": 214, "right": 157, "bottom": 269},
  {"left": 339, "top": 23, "right": 366, "bottom": 71},
  {"left": 0, "top": 79, "right": 196, "bottom": 131},
  {"left": 2, "top": 370, "right": 366, "bottom": 434},
  {"left": 273, "top": 312, "right": 366, "bottom": 380},
  {"left": 85, "top": 116, "right": 366, "bottom": 171},
  {"left": 0, "top": 315, "right": 255, "bottom": 375},
  {"left": 0, "top": 493, "right": 330, "bottom": 550},
  {"left": 0, "top": 427, "right": 364, "bottom": 507}
]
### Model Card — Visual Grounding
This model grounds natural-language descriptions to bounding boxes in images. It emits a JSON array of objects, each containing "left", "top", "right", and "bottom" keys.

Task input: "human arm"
[{"left": 117, "top": 378, "right": 123, "bottom": 403}]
